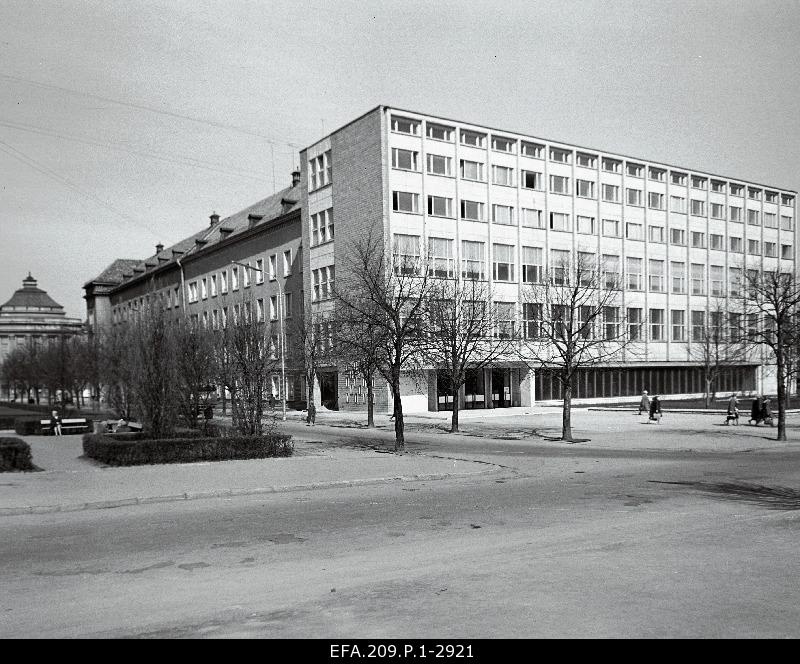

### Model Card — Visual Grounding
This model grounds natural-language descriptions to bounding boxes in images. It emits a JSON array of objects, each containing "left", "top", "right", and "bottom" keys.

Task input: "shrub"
[
  {"left": 0, "top": 415, "right": 18, "bottom": 430},
  {"left": 82, "top": 432, "right": 293, "bottom": 466},
  {"left": 0, "top": 437, "right": 37, "bottom": 472},
  {"left": 14, "top": 418, "right": 43, "bottom": 435}
]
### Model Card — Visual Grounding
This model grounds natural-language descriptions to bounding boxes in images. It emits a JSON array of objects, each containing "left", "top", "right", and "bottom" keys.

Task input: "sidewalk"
[{"left": 0, "top": 434, "right": 500, "bottom": 517}]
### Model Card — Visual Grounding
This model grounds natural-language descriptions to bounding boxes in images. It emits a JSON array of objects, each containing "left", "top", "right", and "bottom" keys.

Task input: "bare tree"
[
  {"left": 521, "top": 250, "right": 631, "bottom": 442},
  {"left": 173, "top": 318, "right": 218, "bottom": 430},
  {"left": 740, "top": 268, "right": 800, "bottom": 441},
  {"left": 688, "top": 299, "right": 751, "bottom": 407},
  {"left": 425, "top": 276, "right": 516, "bottom": 433},
  {"left": 333, "top": 230, "right": 432, "bottom": 451},
  {"left": 98, "top": 324, "right": 135, "bottom": 420},
  {"left": 289, "top": 312, "right": 328, "bottom": 425}
]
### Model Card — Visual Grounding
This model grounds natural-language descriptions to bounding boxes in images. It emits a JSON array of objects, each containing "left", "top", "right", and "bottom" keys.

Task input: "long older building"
[
  {"left": 301, "top": 106, "right": 797, "bottom": 411},
  {"left": 86, "top": 172, "right": 305, "bottom": 405}
]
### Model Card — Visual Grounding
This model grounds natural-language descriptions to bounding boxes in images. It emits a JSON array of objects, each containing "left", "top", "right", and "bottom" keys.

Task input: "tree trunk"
[
  {"left": 450, "top": 380, "right": 460, "bottom": 433},
  {"left": 562, "top": 380, "right": 573, "bottom": 442},
  {"left": 776, "top": 358, "right": 786, "bottom": 441},
  {"left": 366, "top": 375, "right": 374, "bottom": 428},
  {"left": 392, "top": 377, "right": 404, "bottom": 452},
  {"left": 704, "top": 377, "right": 712, "bottom": 408}
]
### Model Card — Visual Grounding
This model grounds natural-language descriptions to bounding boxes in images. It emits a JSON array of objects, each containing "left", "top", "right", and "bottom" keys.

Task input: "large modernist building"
[{"left": 301, "top": 106, "right": 797, "bottom": 412}]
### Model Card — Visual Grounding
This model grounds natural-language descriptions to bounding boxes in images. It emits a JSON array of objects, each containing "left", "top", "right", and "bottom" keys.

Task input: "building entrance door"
[
  {"left": 491, "top": 368, "right": 513, "bottom": 408},
  {"left": 464, "top": 369, "right": 486, "bottom": 409},
  {"left": 319, "top": 372, "right": 339, "bottom": 410}
]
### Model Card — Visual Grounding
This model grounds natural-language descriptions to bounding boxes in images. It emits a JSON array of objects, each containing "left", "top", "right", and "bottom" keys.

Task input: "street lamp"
[{"left": 230, "top": 259, "right": 287, "bottom": 421}]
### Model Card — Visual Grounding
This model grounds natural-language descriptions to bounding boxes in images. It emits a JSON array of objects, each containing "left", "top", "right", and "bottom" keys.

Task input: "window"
[
  {"left": 650, "top": 309, "right": 665, "bottom": 341},
  {"left": 494, "top": 302, "right": 516, "bottom": 339},
  {"left": 522, "top": 246, "right": 543, "bottom": 283},
  {"left": 626, "top": 188, "right": 643, "bottom": 206},
  {"left": 729, "top": 236, "right": 743, "bottom": 252},
  {"left": 462, "top": 240, "right": 485, "bottom": 280},
  {"left": 782, "top": 244, "right": 793, "bottom": 260},
  {"left": 392, "top": 191, "right": 420, "bottom": 213},
  {"left": 426, "top": 123, "right": 453, "bottom": 142},
  {"left": 200, "top": 278, "right": 207, "bottom": 299},
  {"left": 710, "top": 265, "right": 725, "bottom": 296},
  {"left": 602, "top": 157, "right": 621, "bottom": 173},
  {"left": 648, "top": 259, "right": 664, "bottom": 292},
  {"left": 492, "top": 165, "right": 515, "bottom": 186},
  {"left": 269, "top": 295, "right": 278, "bottom": 321},
  {"left": 311, "top": 208, "right": 334, "bottom": 245},
  {"left": 648, "top": 192, "right": 664, "bottom": 210},
  {"left": 748, "top": 187, "right": 761, "bottom": 200},
  {"left": 671, "top": 310, "right": 686, "bottom": 341},
  {"left": 576, "top": 215, "right": 595, "bottom": 234},
  {"left": 782, "top": 194, "right": 795, "bottom": 207},
  {"left": 428, "top": 237, "right": 455, "bottom": 278},
  {"left": 460, "top": 129, "right": 485, "bottom": 147},
  {"left": 626, "top": 162, "right": 643, "bottom": 178},
  {"left": 576, "top": 153, "right": 597, "bottom": 168},
  {"left": 461, "top": 199, "right": 485, "bottom": 222},
  {"left": 211, "top": 274, "right": 218, "bottom": 295},
  {"left": 283, "top": 250, "right": 292, "bottom": 276},
  {"left": 549, "top": 174, "right": 569, "bottom": 194},
  {"left": 491, "top": 136, "right": 515, "bottom": 153},
  {"left": 671, "top": 261, "right": 685, "bottom": 293},
  {"left": 492, "top": 204, "right": 514, "bottom": 225},
  {"left": 691, "top": 310, "right": 705, "bottom": 341},
  {"left": 492, "top": 244, "right": 515, "bottom": 282},
  {"left": 549, "top": 211, "right": 570, "bottom": 231},
  {"left": 231, "top": 265, "right": 239, "bottom": 290},
  {"left": 602, "top": 218, "right": 620, "bottom": 237},
  {"left": 391, "top": 116, "right": 420, "bottom": 135},
  {"left": 670, "top": 228, "right": 686, "bottom": 245},
  {"left": 269, "top": 254, "right": 277, "bottom": 280},
  {"left": 391, "top": 148, "right": 418, "bottom": 171},
  {"left": 427, "top": 153, "right": 452, "bottom": 176},
  {"left": 549, "top": 148, "right": 571, "bottom": 163},
  {"left": 242, "top": 264, "right": 251, "bottom": 288},
  {"left": 691, "top": 263, "right": 705, "bottom": 295},
  {"left": 311, "top": 266, "right": 334, "bottom": 299},
  {"left": 747, "top": 209, "right": 760, "bottom": 225},
  {"left": 577, "top": 252, "right": 595, "bottom": 287},
  {"left": 691, "top": 231, "right": 706, "bottom": 248},
  {"left": 628, "top": 308, "right": 643, "bottom": 341},
  {"left": 521, "top": 207, "right": 544, "bottom": 228},
  {"left": 711, "top": 203, "right": 725, "bottom": 219},
  {"left": 671, "top": 172, "right": 687, "bottom": 186},
  {"left": 221, "top": 306, "right": 228, "bottom": 328},
  {"left": 309, "top": 150, "right": 332, "bottom": 190},
  {"left": 728, "top": 205, "right": 742, "bottom": 223},
  {"left": 764, "top": 212, "right": 778, "bottom": 228},
  {"left": 711, "top": 180, "right": 726, "bottom": 193},
  {"left": 728, "top": 312, "right": 742, "bottom": 342},
  {"left": 748, "top": 239, "right": 761, "bottom": 256},
  {"left": 729, "top": 267, "right": 742, "bottom": 297},
  {"left": 393, "top": 234, "right": 421, "bottom": 274},
  {"left": 781, "top": 215, "right": 793, "bottom": 230},
  {"left": 602, "top": 254, "right": 620, "bottom": 289},
  {"left": 764, "top": 241, "right": 777, "bottom": 258},
  {"left": 710, "top": 234, "right": 724, "bottom": 250},
  {"left": 522, "top": 170, "right": 543, "bottom": 190},
  {"left": 625, "top": 257, "right": 642, "bottom": 291},
  {"left": 460, "top": 159, "right": 485, "bottom": 181},
  {"left": 730, "top": 184, "right": 744, "bottom": 197},
  {"left": 576, "top": 179, "right": 595, "bottom": 198},
  {"left": 523, "top": 303, "right": 543, "bottom": 339},
  {"left": 626, "top": 222, "right": 643, "bottom": 240},
  {"left": 256, "top": 299, "right": 264, "bottom": 323},
  {"left": 550, "top": 249, "right": 570, "bottom": 285},
  {"left": 649, "top": 167, "right": 665, "bottom": 181},
  {"left": 521, "top": 141, "right": 544, "bottom": 158},
  {"left": 670, "top": 195, "right": 687, "bottom": 213},
  {"left": 691, "top": 176, "right": 707, "bottom": 190},
  {"left": 602, "top": 183, "right": 620, "bottom": 203},
  {"left": 220, "top": 270, "right": 228, "bottom": 294},
  {"left": 188, "top": 281, "right": 198, "bottom": 303},
  {"left": 603, "top": 307, "right": 620, "bottom": 340},
  {"left": 428, "top": 195, "right": 453, "bottom": 217},
  {"left": 690, "top": 199, "right": 706, "bottom": 216},
  {"left": 649, "top": 225, "right": 665, "bottom": 243},
  {"left": 212, "top": 309, "right": 220, "bottom": 329}
]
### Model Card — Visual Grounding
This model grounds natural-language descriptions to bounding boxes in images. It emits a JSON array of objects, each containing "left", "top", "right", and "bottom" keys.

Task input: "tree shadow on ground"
[{"left": 650, "top": 480, "right": 800, "bottom": 510}]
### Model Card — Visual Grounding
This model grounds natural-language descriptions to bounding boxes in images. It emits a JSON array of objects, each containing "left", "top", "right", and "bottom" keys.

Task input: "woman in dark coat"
[
  {"left": 649, "top": 396, "right": 662, "bottom": 423},
  {"left": 750, "top": 398, "right": 761, "bottom": 425}
]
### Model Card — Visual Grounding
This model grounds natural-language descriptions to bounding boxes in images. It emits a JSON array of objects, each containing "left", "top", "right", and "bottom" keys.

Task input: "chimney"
[
  {"left": 291, "top": 170, "right": 301, "bottom": 187},
  {"left": 209, "top": 212, "right": 220, "bottom": 227},
  {"left": 155, "top": 243, "right": 164, "bottom": 254}
]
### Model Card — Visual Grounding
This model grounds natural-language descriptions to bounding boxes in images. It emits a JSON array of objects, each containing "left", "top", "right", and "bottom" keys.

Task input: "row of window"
[
  {"left": 390, "top": 116, "right": 795, "bottom": 206},
  {"left": 186, "top": 253, "right": 293, "bottom": 304},
  {"left": 393, "top": 234, "right": 786, "bottom": 293}
]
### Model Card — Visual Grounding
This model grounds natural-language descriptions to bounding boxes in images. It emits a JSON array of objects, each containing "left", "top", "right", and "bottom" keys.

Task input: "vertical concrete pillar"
[
  {"left": 485, "top": 368, "right": 493, "bottom": 409},
  {"left": 520, "top": 368, "right": 534, "bottom": 406},
  {"left": 427, "top": 370, "right": 438, "bottom": 412}
]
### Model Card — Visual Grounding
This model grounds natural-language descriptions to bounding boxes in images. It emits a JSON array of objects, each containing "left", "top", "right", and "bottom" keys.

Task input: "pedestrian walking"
[
  {"left": 648, "top": 396, "right": 662, "bottom": 424},
  {"left": 726, "top": 394, "right": 739, "bottom": 425},
  {"left": 638, "top": 390, "right": 650, "bottom": 416},
  {"left": 761, "top": 398, "right": 773, "bottom": 426},
  {"left": 749, "top": 397, "right": 762, "bottom": 425},
  {"left": 50, "top": 409, "right": 62, "bottom": 436}
]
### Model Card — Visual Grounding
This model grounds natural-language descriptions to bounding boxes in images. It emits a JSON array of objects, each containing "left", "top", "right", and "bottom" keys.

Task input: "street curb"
[{"left": 0, "top": 465, "right": 503, "bottom": 518}]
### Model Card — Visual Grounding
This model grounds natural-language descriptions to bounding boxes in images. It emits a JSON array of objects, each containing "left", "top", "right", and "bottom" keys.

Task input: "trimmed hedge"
[
  {"left": 14, "top": 418, "right": 42, "bottom": 435},
  {"left": 82, "top": 432, "right": 294, "bottom": 466},
  {"left": 0, "top": 415, "right": 18, "bottom": 430},
  {"left": 0, "top": 437, "right": 36, "bottom": 472}
]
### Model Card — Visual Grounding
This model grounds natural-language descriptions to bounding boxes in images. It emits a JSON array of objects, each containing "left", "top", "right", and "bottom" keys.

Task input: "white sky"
[{"left": 1, "top": 0, "right": 798, "bottom": 317}]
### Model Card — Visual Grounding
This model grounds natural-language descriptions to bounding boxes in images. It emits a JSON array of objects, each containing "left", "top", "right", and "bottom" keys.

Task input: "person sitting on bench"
[{"left": 50, "top": 410, "right": 62, "bottom": 436}]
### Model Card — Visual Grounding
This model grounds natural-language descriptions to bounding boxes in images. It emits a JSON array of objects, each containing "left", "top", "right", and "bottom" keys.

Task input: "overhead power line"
[
  {"left": 0, "top": 71, "right": 306, "bottom": 149},
  {"left": 0, "top": 137, "right": 162, "bottom": 240}
]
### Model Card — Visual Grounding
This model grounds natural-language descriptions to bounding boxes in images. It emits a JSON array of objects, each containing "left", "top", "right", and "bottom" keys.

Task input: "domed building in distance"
[{"left": 0, "top": 273, "right": 84, "bottom": 401}]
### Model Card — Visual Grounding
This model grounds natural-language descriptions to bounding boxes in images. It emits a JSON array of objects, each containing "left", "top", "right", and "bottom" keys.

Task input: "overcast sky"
[{"left": 1, "top": 0, "right": 798, "bottom": 318}]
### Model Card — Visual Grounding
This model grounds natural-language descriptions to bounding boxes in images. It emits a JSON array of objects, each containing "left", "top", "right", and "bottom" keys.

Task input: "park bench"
[{"left": 39, "top": 418, "right": 90, "bottom": 435}]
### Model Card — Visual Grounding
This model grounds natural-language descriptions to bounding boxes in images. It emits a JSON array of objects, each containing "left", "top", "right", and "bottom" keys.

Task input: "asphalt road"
[{"left": 1, "top": 420, "right": 798, "bottom": 639}]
